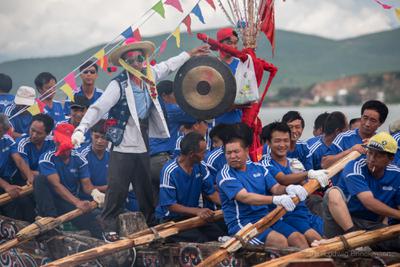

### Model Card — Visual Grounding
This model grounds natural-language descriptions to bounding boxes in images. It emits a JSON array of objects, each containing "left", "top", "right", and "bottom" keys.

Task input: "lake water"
[{"left": 259, "top": 104, "right": 400, "bottom": 140}]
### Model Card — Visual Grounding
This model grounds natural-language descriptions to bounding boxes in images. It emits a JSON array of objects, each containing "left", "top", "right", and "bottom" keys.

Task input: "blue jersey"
[
  {"left": 217, "top": 162, "right": 277, "bottom": 234},
  {"left": 325, "top": 129, "right": 363, "bottom": 156},
  {"left": 156, "top": 159, "right": 215, "bottom": 220},
  {"left": 150, "top": 102, "right": 195, "bottom": 156},
  {"left": 0, "top": 134, "right": 17, "bottom": 181},
  {"left": 39, "top": 149, "right": 90, "bottom": 196},
  {"left": 172, "top": 135, "right": 184, "bottom": 158},
  {"left": 306, "top": 135, "right": 321, "bottom": 147},
  {"left": 214, "top": 109, "right": 242, "bottom": 126},
  {"left": 4, "top": 103, "right": 32, "bottom": 135},
  {"left": 13, "top": 134, "right": 55, "bottom": 171},
  {"left": 308, "top": 137, "right": 329, "bottom": 171},
  {"left": 63, "top": 87, "right": 103, "bottom": 115},
  {"left": 392, "top": 131, "right": 400, "bottom": 166},
  {"left": 44, "top": 101, "right": 65, "bottom": 123},
  {"left": 0, "top": 94, "right": 15, "bottom": 113},
  {"left": 337, "top": 158, "right": 400, "bottom": 222},
  {"left": 205, "top": 147, "right": 226, "bottom": 180}
]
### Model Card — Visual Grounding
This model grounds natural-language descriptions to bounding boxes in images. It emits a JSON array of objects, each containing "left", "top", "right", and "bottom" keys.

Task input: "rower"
[
  {"left": 0, "top": 73, "right": 14, "bottom": 113},
  {"left": 389, "top": 119, "right": 400, "bottom": 166},
  {"left": 306, "top": 112, "right": 330, "bottom": 147},
  {"left": 323, "top": 132, "right": 400, "bottom": 251}
]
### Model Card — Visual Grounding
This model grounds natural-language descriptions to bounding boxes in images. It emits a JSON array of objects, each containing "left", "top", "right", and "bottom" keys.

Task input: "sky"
[{"left": 0, "top": 0, "right": 399, "bottom": 62}]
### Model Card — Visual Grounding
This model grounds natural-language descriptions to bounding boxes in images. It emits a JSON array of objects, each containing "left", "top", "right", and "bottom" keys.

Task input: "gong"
[{"left": 174, "top": 55, "right": 236, "bottom": 120}]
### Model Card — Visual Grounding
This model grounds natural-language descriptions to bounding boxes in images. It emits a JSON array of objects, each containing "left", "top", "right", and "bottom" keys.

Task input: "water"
[{"left": 259, "top": 104, "right": 400, "bottom": 140}]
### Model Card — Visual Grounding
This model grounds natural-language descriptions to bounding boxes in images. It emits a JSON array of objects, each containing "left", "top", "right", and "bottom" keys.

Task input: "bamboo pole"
[
  {"left": 43, "top": 210, "right": 224, "bottom": 267},
  {"left": 0, "top": 184, "right": 33, "bottom": 206},
  {"left": 0, "top": 201, "right": 97, "bottom": 254},
  {"left": 254, "top": 224, "right": 400, "bottom": 267},
  {"left": 196, "top": 151, "right": 361, "bottom": 267}
]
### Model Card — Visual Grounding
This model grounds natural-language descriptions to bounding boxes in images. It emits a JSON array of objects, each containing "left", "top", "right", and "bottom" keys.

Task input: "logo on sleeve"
[
  {"left": 382, "top": 186, "right": 393, "bottom": 191},
  {"left": 253, "top": 172, "right": 262, "bottom": 178}
]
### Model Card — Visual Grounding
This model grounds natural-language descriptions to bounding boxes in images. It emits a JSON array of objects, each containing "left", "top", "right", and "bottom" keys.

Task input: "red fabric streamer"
[
  {"left": 53, "top": 123, "right": 75, "bottom": 156},
  {"left": 259, "top": 0, "right": 275, "bottom": 53}
]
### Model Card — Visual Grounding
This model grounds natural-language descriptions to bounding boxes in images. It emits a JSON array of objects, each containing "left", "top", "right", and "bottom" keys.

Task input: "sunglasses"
[
  {"left": 124, "top": 55, "right": 145, "bottom": 64},
  {"left": 82, "top": 70, "right": 96, "bottom": 74}
]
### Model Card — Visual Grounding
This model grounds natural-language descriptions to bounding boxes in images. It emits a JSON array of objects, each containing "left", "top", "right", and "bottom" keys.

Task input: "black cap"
[
  {"left": 0, "top": 73, "right": 12, "bottom": 93},
  {"left": 70, "top": 95, "right": 90, "bottom": 109}
]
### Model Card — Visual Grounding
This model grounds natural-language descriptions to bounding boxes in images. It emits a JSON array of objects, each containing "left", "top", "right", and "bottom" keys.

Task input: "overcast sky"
[{"left": 0, "top": 0, "right": 399, "bottom": 62}]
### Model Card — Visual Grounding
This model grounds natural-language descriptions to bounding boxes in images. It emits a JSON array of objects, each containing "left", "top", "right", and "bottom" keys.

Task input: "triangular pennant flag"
[
  {"left": 158, "top": 40, "right": 168, "bottom": 56},
  {"left": 373, "top": 0, "right": 392, "bottom": 9},
  {"left": 191, "top": 4, "right": 205, "bottom": 24},
  {"left": 60, "top": 84, "right": 75, "bottom": 102},
  {"left": 121, "top": 26, "right": 134, "bottom": 39},
  {"left": 172, "top": 27, "right": 181, "bottom": 48},
  {"left": 152, "top": 0, "right": 165, "bottom": 18},
  {"left": 182, "top": 15, "right": 192, "bottom": 35},
  {"left": 165, "top": 0, "right": 183, "bottom": 13},
  {"left": 64, "top": 72, "right": 78, "bottom": 92},
  {"left": 27, "top": 99, "right": 45, "bottom": 115},
  {"left": 205, "top": 0, "right": 216, "bottom": 10},
  {"left": 395, "top": 8, "right": 400, "bottom": 21},
  {"left": 97, "top": 55, "right": 109, "bottom": 73},
  {"left": 94, "top": 49, "right": 105, "bottom": 61},
  {"left": 133, "top": 28, "right": 142, "bottom": 41}
]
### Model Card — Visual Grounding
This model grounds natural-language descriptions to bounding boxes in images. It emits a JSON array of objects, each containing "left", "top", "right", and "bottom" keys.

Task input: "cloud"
[{"left": 0, "top": 0, "right": 397, "bottom": 61}]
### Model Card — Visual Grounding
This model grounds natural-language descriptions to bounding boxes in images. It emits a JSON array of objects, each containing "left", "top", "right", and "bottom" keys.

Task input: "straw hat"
[{"left": 109, "top": 38, "right": 155, "bottom": 67}]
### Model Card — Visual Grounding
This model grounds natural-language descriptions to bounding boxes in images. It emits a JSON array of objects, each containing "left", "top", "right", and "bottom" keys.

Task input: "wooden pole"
[
  {"left": 196, "top": 151, "right": 361, "bottom": 267},
  {"left": 254, "top": 224, "right": 400, "bottom": 267},
  {"left": 0, "top": 201, "right": 97, "bottom": 254},
  {"left": 0, "top": 184, "right": 33, "bottom": 206},
  {"left": 42, "top": 210, "right": 224, "bottom": 267}
]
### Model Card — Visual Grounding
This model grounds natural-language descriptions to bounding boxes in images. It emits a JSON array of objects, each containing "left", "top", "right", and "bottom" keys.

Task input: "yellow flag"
[
  {"left": 94, "top": 49, "right": 105, "bottom": 60},
  {"left": 396, "top": 8, "right": 400, "bottom": 21},
  {"left": 172, "top": 27, "right": 181, "bottom": 48},
  {"left": 60, "top": 84, "right": 75, "bottom": 102},
  {"left": 27, "top": 103, "right": 40, "bottom": 115}
]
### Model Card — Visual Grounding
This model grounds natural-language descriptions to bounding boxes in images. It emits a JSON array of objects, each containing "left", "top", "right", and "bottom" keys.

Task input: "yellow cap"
[{"left": 366, "top": 132, "right": 398, "bottom": 154}]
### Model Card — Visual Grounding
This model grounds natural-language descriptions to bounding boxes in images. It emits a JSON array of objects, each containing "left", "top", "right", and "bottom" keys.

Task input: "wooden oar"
[
  {"left": 0, "top": 201, "right": 97, "bottom": 254},
  {"left": 0, "top": 184, "right": 33, "bottom": 206},
  {"left": 43, "top": 210, "right": 224, "bottom": 267},
  {"left": 196, "top": 151, "right": 361, "bottom": 267},
  {"left": 254, "top": 224, "right": 400, "bottom": 267}
]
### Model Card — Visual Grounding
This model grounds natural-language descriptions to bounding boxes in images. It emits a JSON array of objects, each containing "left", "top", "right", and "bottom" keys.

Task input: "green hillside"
[{"left": 0, "top": 28, "right": 399, "bottom": 100}]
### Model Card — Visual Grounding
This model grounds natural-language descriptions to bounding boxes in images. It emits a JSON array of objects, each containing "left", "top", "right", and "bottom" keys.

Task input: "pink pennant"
[
  {"left": 133, "top": 28, "right": 142, "bottom": 41},
  {"left": 373, "top": 0, "right": 392, "bottom": 9},
  {"left": 165, "top": 0, "right": 183, "bottom": 12},
  {"left": 158, "top": 40, "right": 168, "bottom": 56},
  {"left": 182, "top": 15, "right": 192, "bottom": 35},
  {"left": 64, "top": 72, "right": 78, "bottom": 92},
  {"left": 205, "top": 0, "right": 216, "bottom": 10}
]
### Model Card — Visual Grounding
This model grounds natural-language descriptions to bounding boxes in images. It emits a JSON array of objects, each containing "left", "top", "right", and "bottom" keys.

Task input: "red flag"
[
  {"left": 97, "top": 55, "right": 110, "bottom": 74},
  {"left": 182, "top": 15, "right": 192, "bottom": 35},
  {"left": 165, "top": 0, "right": 183, "bottom": 12},
  {"left": 259, "top": 0, "right": 275, "bottom": 54},
  {"left": 133, "top": 28, "right": 142, "bottom": 41},
  {"left": 373, "top": 0, "right": 392, "bottom": 9},
  {"left": 158, "top": 40, "right": 168, "bottom": 56},
  {"left": 205, "top": 0, "right": 216, "bottom": 10}
]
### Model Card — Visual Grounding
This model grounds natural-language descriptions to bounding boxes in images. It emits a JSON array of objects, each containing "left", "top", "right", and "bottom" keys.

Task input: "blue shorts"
[
  {"left": 283, "top": 202, "right": 313, "bottom": 234},
  {"left": 248, "top": 219, "right": 298, "bottom": 245}
]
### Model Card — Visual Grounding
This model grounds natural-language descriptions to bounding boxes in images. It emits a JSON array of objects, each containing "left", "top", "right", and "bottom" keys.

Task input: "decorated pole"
[
  {"left": 0, "top": 201, "right": 98, "bottom": 254},
  {"left": 0, "top": 184, "right": 33, "bottom": 206},
  {"left": 42, "top": 210, "right": 224, "bottom": 267},
  {"left": 254, "top": 224, "right": 400, "bottom": 267},
  {"left": 196, "top": 151, "right": 361, "bottom": 267}
]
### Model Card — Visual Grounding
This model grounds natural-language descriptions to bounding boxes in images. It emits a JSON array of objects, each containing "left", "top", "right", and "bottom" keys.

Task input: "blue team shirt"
[
  {"left": 308, "top": 137, "right": 329, "bottom": 171},
  {"left": 325, "top": 129, "right": 363, "bottom": 156},
  {"left": 39, "top": 149, "right": 90, "bottom": 196},
  {"left": 337, "top": 158, "right": 400, "bottom": 221},
  {"left": 4, "top": 103, "right": 32, "bottom": 135},
  {"left": 44, "top": 101, "right": 65, "bottom": 123},
  {"left": 306, "top": 135, "right": 321, "bottom": 147},
  {"left": 156, "top": 159, "right": 215, "bottom": 220},
  {"left": 0, "top": 134, "right": 17, "bottom": 181},
  {"left": 392, "top": 131, "right": 400, "bottom": 166},
  {"left": 0, "top": 94, "right": 15, "bottom": 113},
  {"left": 12, "top": 134, "right": 55, "bottom": 171},
  {"left": 150, "top": 102, "right": 195, "bottom": 156},
  {"left": 205, "top": 147, "right": 226, "bottom": 181},
  {"left": 172, "top": 135, "right": 184, "bottom": 158},
  {"left": 63, "top": 87, "right": 103, "bottom": 115},
  {"left": 217, "top": 162, "right": 277, "bottom": 234}
]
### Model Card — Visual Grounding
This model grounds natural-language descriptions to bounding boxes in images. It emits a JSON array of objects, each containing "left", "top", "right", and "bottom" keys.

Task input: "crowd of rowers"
[{"left": 0, "top": 68, "right": 400, "bottom": 250}]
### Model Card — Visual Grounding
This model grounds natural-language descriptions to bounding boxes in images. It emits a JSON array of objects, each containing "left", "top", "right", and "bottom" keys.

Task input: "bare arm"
[
  {"left": 168, "top": 204, "right": 214, "bottom": 219},
  {"left": 47, "top": 173, "right": 81, "bottom": 206},
  {"left": 206, "top": 191, "right": 221, "bottom": 205},
  {"left": 270, "top": 183, "right": 288, "bottom": 195},
  {"left": 235, "top": 188, "right": 274, "bottom": 206},
  {"left": 11, "top": 153, "right": 35, "bottom": 184},
  {"left": 274, "top": 171, "right": 308, "bottom": 186},
  {"left": 357, "top": 191, "right": 400, "bottom": 220},
  {"left": 322, "top": 144, "right": 366, "bottom": 169},
  {"left": 0, "top": 178, "right": 22, "bottom": 198}
]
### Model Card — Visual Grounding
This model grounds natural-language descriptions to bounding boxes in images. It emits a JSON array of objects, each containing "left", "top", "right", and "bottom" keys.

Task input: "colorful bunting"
[
  {"left": 172, "top": 27, "right": 181, "bottom": 48},
  {"left": 60, "top": 84, "right": 75, "bottom": 102},
  {"left": 205, "top": 0, "right": 216, "bottom": 10},
  {"left": 133, "top": 28, "right": 142, "bottom": 41},
  {"left": 64, "top": 72, "right": 78, "bottom": 92},
  {"left": 121, "top": 26, "right": 134, "bottom": 39},
  {"left": 191, "top": 4, "right": 205, "bottom": 24},
  {"left": 373, "top": 0, "right": 392, "bottom": 9},
  {"left": 165, "top": 0, "right": 183, "bottom": 13},
  {"left": 396, "top": 8, "right": 400, "bottom": 21},
  {"left": 158, "top": 40, "right": 168, "bottom": 56},
  {"left": 27, "top": 99, "right": 45, "bottom": 115},
  {"left": 94, "top": 49, "right": 105, "bottom": 61},
  {"left": 182, "top": 15, "right": 192, "bottom": 35},
  {"left": 97, "top": 55, "right": 109, "bottom": 74},
  {"left": 152, "top": 0, "right": 166, "bottom": 18}
]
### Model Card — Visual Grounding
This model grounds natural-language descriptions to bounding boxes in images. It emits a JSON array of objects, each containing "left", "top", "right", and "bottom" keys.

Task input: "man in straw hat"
[
  {"left": 322, "top": 132, "right": 400, "bottom": 251},
  {"left": 71, "top": 38, "right": 209, "bottom": 242}
]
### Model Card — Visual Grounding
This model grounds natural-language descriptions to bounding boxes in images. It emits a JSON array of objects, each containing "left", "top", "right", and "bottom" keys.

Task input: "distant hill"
[{"left": 0, "top": 28, "right": 399, "bottom": 101}]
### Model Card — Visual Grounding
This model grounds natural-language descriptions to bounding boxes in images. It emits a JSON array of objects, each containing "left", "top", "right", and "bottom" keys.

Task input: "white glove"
[
  {"left": 91, "top": 189, "right": 105, "bottom": 208},
  {"left": 71, "top": 129, "right": 85, "bottom": 147},
  {"left": 308, "top": 169, "right": 330, "bottom": 188},
  {"left": 289, "top": 158, "right": 305, "bottom": 173},
  {"left": 272, "top": 195, "right": 296, "bottom": 211},
  {"left": 285, "top": 184, "right": 308, "bottom": 201}
]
